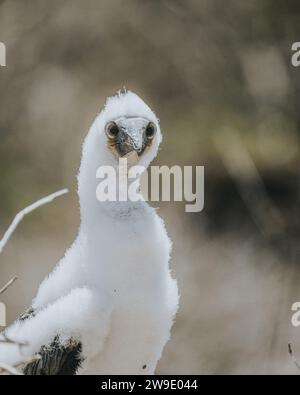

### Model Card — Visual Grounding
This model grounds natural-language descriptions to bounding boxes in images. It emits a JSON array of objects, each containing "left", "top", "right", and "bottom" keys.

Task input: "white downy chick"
[{"left": 0, "top": 90, "right": 179, "bottom": 375}]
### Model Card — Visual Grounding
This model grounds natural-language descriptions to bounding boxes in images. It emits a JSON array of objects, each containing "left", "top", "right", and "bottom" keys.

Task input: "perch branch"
[
  {"left": 0, "top": 276, "right": 18, "bottom": 295},
  {"left": 288, "top": 343, "right": 300, "bottom": 371},
  {"left": 0, "top": 333, "right": 28, "bottom": 347},
  {"left": 0, "top": 188, "right": 69, "bottom": 374},
  {"left": 0, "top": 188, "right": 69, "bottom": 255},
  {"left": 0, "top": 361, "right": 23, "bottom": 375}
]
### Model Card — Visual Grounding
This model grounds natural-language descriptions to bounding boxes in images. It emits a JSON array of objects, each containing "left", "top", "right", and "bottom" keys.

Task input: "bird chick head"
[
  {"left": 94, "top": 90, "right": 162, "bottom": 170},
  {"left": 79, "top": 90, "right": 161, "bottom": 216}
]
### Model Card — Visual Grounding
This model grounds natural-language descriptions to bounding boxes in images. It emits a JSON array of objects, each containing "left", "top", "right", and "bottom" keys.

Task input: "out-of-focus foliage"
[{"left": 0, "top": 0, "right": 300, "bottom": 374}]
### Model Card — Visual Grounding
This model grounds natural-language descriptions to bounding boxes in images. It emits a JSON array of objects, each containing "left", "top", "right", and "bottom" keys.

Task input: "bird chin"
[{"left": 122, "top": 150, "right": 139, "bottom": 169}]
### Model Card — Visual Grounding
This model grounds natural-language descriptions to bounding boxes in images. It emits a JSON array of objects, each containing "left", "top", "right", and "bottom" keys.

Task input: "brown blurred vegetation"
[{"left": 0, "top": 0, "right": 300, "bottom": 374}]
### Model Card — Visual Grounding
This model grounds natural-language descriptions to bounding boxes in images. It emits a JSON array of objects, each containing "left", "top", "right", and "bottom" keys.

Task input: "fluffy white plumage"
[{"left": 0, "top": 91, "right": 179, "bottom": 374}]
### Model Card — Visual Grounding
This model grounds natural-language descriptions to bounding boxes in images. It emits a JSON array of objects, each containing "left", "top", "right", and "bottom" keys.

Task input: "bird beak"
[
  {"left": 118, "top": 129, "right": 145, "bottom": 157},
  {"left": 122, "top": 150, "right": 139, "bottom": 170},
  {"left": 106, "top": 117, "right": 153, "bottom": 166}
]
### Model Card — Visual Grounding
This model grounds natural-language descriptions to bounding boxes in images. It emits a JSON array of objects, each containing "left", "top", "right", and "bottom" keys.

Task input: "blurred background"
[{"left": 0, "top": 0, "right": 300, "bottom": 374}]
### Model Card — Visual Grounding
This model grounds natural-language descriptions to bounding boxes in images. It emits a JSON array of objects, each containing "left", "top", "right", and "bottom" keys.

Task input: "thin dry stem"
[
  {"left": 0, "top": 361, "right": 23, "bottom": 375},
  {"left": 0, "top": 276, "right": 18, "bottom": 295},
  {"left": 0, "top": 188, "right": 69, "bottom": 375},
  {"left": 288, "top": 343, "right": 300, "bottom": 371},
  {"left": 0, "top": 188, "right": 69, "bottom": 255}
]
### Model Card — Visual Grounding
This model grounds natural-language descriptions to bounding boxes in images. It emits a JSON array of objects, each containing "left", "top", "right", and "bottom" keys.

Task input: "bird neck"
[
  {"left": 77, "top": 127, "right": 150, "bottom": 229},
  {"left": 78, "top": 163, "right": 146, "bottom": 227}
]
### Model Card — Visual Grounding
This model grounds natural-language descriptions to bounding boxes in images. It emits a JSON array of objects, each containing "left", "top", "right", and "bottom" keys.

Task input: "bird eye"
[
  {"left": 105, "top": 122, "right": 119, "bottom": 139},
  {"left": 145, "top": 122, "right": 156, "bottom": 139}
]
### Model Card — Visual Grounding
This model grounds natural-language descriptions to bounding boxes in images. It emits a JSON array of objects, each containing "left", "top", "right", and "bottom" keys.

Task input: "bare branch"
[
  {"left": 0, "top": 276, "right": 18, "bottom": 295},
  {"left": 0, "top": 352, "right": 41, "bottom": 375},
  {"left": 0, "top": 335, "right": 38, "bottom": 375},
  {"left": 0, "top": 189, "right": 69, "bottom": 375},
  {"left": 0, "top": 361, "right": 23, "bottom": 375},
  {"left": 0, "top": 333, "right": 28, "bottom": 348},
  {"left": 0, "top": 188, "right": 69, "bottom": 255},
  {"left": 288, "top": 343, "right": 300, "bottom": 371}
]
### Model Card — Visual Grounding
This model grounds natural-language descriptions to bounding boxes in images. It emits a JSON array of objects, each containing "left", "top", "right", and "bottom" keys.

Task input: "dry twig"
[
  {"left": 0, "top": 361, "right": 23, "bottom": 375},
  {"left": 0, "top": 333, "right": 28, "bottom": 347},
  {"left": 0, "top": 188, "right": 69, "bottom": 374},
  {"left": 0, "top": 188, "right": 68, "bottom": 255},
  {"left": 288, "top": 343, "right": 300, "bottom": 371},
  {"left": 0, "top": 276, "right": 18, "bottom": 296}
]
